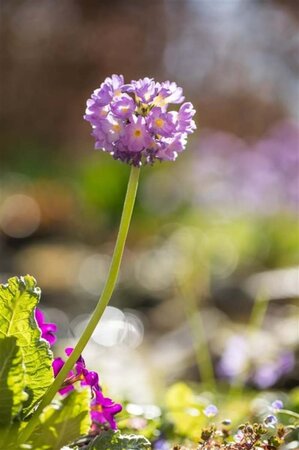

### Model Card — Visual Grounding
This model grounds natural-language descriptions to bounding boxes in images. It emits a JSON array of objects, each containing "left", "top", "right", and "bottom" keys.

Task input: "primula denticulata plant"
[
  {"left": 0, "top": 75, "right": 196, "bottom": 449},
  {"left": 1, "top": 76, "right": 298, "bottom": 450}
]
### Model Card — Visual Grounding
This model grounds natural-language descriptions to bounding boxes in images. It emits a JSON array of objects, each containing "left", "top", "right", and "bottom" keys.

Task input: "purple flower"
[
  {"left": 52, "top": 347, "right": 122, "bottom": 431},
  {"left": 177, "top": 102, "right": 196, "bottom": 134},
  {"left": 147, "top": 107, "right": 176, "bottom": 137},
  {"left": 218, "top": 334, "right": 295, "bottom": 389},
  {"left": 124, "top": 77, "right": 157, "bottom": 103},
  {"left": 190, "top": 122, "right": 299, "bottom": 216},
  {"left": 90, "top": 390, "right": 122, "bottom": 430},
  {"left": 154, "top": 80, "right": 185, "bottom": 107},
  {"left": 217, "top": 335, "right": 248, "bottom": 379},
  {"left": 271, "top": 400, "right": 283, "bottom": 412},
  {"left": 111, "top": 94, "right": 135, "bottom": 119},
  {"left": 101, "top": 114, "right": 125, "bottom": 144},
  {"left": 204, "top": 404, "right": 218, "bottom": 417},
  {"left": 124, "top": 114, "right": 151, "bottom": 152},
  {"left": 52, "top": 357, "right": 75, "bottom": 395},
  {"left": 264, "top": 415, "right": 278, "bottom": 428},
  {"left": 52, "top": 348, "right": 99, "bottom": 394},
  {"left": 154, "top": 438, "right": 171, "bottom": 450},
  {"left": 93, "top": 74, "right": 124, "bottom": 105},
  {"left": 35, "top": 308, "right": 57, "bottom": 346},
  {"left": 84, "top": 74, "right": 196, "bottom": 165},
  {"left": 253, "top": 352, "right": 295, "bottom": 388}
]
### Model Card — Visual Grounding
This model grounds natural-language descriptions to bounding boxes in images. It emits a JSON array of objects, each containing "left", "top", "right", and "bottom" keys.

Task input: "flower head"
[
  {"left": 52, "top": 348, "right": 99, "bottom": 395},
  {"left": 84, "top": 74, "right": 196, "bottom": 165},
  {"left": 90, "top": 390, "right": 122, "bottom": 431},
  {"left": 271, "top": 400, "right": 283, "bottom": 412},
  {"left": 218, "top": 334, "right": 295, "bottom": 388},
  {"left": 52, "top": 347, "right": 122, "bottom": 431},
  {"left": 264, "top": 414, "right": 278, "bottom": 428},
  {"left": 204, "top": 404, "right": 218, "bottom": 417},
  {"left": 35, "top": 308, "right": 57, "bottom": 346}
]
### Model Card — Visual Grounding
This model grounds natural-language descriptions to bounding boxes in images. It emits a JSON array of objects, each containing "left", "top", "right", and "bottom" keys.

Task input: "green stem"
[
  {"left": 228, "top": 292, "right": 269, "bottom": 397},
  {"left": 178, "top": 280, "right": 216, "bottom": 391},
  {"left": 248, "top": 291, "right": 268, "bottom": 332},
  {"left": 18, "top": 166, "right": 140, "bottom": 445},
  {"left": 278, "top": 409, "right": 299, "bottom": 420}
]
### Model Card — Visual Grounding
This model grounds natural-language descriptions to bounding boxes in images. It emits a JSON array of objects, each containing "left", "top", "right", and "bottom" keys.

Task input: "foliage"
[
  {"left": 29, "top": 389, "right": 91, "bottom": 449},
  {"left": 0, "top": 336, "right": 25, "bottom": 424},
  {"left": 0, "top": 275, "right": 151, "bottom": 449},
  {"left": 118, "top": 382, "right": 299, "bottom": 449},
  {"left": 86, "top": 430, "right": 151, "bottom": 449},
  {"left": 0, "top": 276, "right": 91, "bottom": 448},
  {"left": 0, "top": 275, "right": 53, "bottom": 417}
]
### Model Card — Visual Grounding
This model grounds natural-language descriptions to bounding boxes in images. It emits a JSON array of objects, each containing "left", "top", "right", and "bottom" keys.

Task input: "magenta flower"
[
  {"left": 35, "top": 308, "right": 57, "bottom": 346},
  {"left": 52, "top": 348, "right": 99, "bottom": 395},
  {"left": 52, "top": 347, "right": 122, "bottom": 431},
  {"left": 90, "top": 390, "right": 122, "bottom": 431},
  {"left": 84, "top": 74, "right": 196, "bottom": 165}
]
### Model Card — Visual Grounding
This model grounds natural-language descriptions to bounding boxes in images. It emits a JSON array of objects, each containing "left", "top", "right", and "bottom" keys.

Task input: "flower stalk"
[
  {"left": 177, "top": 277, "right": 216, "bottom": 391},
  {"left": 18, "top": 165, "right": 140, "bottom": 445}
]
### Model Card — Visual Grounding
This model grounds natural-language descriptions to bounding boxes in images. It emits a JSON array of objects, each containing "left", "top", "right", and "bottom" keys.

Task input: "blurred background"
[{"left": 0, "top": 0, "right": 298, "bottom": 403}]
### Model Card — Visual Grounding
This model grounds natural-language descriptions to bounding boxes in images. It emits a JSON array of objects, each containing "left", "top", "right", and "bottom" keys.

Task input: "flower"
[
  {"left": 204, "top": 404, "right": 218, "bottom": 417},
  {"left": 84, "top": 75, "right": 196, "bottom": 165},
  {"left": 253, "top": 352, "right": 295, "bottom": 388},
  {"left": 52, "top": 347, "right": 122, "bottom": 431},
  {"left": 264, "top": 414, "right": 278, "bottom": 428},
  {"left": 190, "top": 122, "right": 299, "bottom": 216},
  {"left": 153, "top": 438, "right": 171, "bottom": 450},
  {"left": 52, "top": 348, "right": 99, "bottom": 394},
  {"left": 217, "top": 334, "right": 295, "bottom": 389},
  {"left": 90, "top": 390, "right": 122, "bottom": 431},
  {"left": 271, "top": 400, "right": 283, "bottom": 412},
  {"left": 35, "top": 308, "right": 57, "bottom": 346}
]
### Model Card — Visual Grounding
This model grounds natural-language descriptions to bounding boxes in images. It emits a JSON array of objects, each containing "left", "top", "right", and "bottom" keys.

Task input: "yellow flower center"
[
  {"left": 155, "top": 118, "right": 164, "bottom": 128},
  {"left": 134, "top": 129, "right": 142, "bottom": 137},
  {"left": 112, "top": 123, "right": 121, "bottom": 132}
]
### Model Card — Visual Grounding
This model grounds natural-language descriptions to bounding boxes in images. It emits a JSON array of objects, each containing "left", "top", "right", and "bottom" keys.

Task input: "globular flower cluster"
[
  {"left": 35, "top": 308, "right": 122, "bottom": 432},
  {"left": 84, "top": 75, "right": 196, "bottom": 165}
]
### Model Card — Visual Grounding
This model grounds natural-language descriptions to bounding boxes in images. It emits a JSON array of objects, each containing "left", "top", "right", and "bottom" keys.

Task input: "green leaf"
[
  {"left": 87, "top": 430, "right": 151, "bottom": 450},
  {"left": 165, "top": 382, "right": 205, "bottom": 440},
  {"left": 29, "top": 389, "right": 91, "bottom": 450},
  {"left": 0, "top": 336, "right": 25, "bottom": 424},
  {"left": 0, "top": 423, "right": 22, "bottom": 449},
  {"left": 0, "top": 275, "right": 54, "bottom": 416}
]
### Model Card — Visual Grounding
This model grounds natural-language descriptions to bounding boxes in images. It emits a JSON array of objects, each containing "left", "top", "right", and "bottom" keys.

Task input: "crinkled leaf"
[
  {"left": 87, "top": 430, "right": 151, "bottom": 450},
  {"left": 0, "top": 336, "right": 25, "bottom": 424},
  {"left": 0, "top": 275, "right": 54, "bottom": 416},
  {"left": 29, "top": 389, "right": 91, "bottom": 450}
]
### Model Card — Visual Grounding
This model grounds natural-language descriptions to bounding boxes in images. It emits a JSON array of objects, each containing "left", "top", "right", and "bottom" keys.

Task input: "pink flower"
[{"left": 35, "top": 308, "right": 57, "bottom": 346}]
